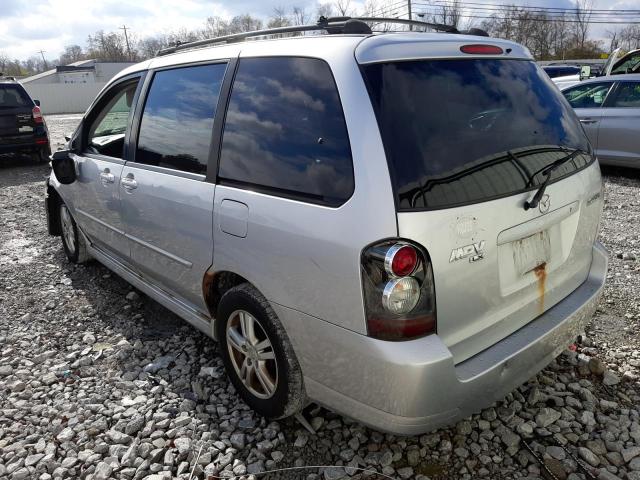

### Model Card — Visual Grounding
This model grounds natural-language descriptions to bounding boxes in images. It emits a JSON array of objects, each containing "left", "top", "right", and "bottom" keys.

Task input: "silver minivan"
[{"left": 45, "top": 18, "right": 607, "bottom": 435}]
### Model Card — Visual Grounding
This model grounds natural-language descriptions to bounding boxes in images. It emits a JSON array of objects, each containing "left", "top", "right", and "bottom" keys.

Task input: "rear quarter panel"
[{"left": 212, "top": 40, "right": 398, "bottom": 334}]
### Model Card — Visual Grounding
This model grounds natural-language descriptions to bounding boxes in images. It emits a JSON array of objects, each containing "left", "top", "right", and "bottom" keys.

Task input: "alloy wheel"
[
  {"left": 226, "top": 309, "right": 278, "bottom": 399},
  {"left": 60, "top": 205, "right": 76, "bottom": 254}
]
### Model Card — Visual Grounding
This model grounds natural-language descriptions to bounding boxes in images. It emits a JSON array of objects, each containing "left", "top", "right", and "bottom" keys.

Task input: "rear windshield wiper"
[{"left": 523, "top": 148, "right": 583, "bottom": 211}]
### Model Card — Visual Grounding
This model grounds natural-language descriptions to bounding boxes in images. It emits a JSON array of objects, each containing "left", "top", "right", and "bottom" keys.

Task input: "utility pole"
[
  {"left": 38, "top": 50, "right": 48, "bottom": 70},
  {"left": 408, "top": 0, "right": 413, "bottom": 30},
  {"left": 120, "top": 25, "right": 132, "bottom": 61}
]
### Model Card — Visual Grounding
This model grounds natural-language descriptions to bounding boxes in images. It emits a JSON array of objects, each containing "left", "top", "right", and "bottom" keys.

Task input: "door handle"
[
  {"left": 580, "top": 118, "right": 598, "bottom": 124},
  {"left": 121, "top": 175, "right": 137, "bottom": 190},
  {"left": 99, "top": 170, "right": 115, "bottom": 184}
]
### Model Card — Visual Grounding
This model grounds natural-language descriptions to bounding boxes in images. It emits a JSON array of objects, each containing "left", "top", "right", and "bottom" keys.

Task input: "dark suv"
[{"left": 0, "top": 76, "right": 50, "bottom": 161}]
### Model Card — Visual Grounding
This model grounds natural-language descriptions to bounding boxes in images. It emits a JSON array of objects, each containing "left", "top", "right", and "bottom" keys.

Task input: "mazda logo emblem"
[{"left": 539, "top": 194, "right": 550, "bottom": 214}]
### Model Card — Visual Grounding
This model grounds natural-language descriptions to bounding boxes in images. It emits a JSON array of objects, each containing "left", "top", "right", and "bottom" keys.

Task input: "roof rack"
[
  {"left": 0, "top": 74, "right": 17, "bottom": 81},
  {"left": 156, "top": 16, "right": 487, "bottom": 56}
]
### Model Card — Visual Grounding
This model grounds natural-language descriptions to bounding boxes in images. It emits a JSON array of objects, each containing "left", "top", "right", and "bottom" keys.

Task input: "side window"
[
  {"left": 135, "top": 63, "right": 226, "bottom": 175},
  {"left": 563, "top": 82, "right": 613, "bottom": 109},
  {"left": 87, "top": 82, "right": 138, "bottom": 158},
  {"left": 610, "top": 82, "right": 640, "bottom": 108},
  {"left": 218, "top": 57, "right": 354, "bottom": 206}
]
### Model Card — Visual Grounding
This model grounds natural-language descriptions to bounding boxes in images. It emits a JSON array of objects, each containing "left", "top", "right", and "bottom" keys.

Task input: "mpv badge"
[
  {"left": 539, "top": 194, "right": 551, "bottom": 214},
  {"left": 449, "top": 241, "right": 485, "bottom": 263}
]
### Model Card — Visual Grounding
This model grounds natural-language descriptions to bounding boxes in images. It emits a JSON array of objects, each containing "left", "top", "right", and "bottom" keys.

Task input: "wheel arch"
[{"left": 203, "top": 269, "right": 261, "bottom": 338}]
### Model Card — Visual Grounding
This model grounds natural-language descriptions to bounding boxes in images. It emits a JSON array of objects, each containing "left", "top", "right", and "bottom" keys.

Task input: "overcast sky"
[{"left": 1, "top": 0, "right": 638, "bottom": 62}]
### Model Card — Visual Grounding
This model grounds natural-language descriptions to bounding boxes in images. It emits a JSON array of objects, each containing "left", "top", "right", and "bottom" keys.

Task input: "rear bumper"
[
  {"left": 0, "top": 139, "right": 49, "bottom": 154},
  {"left": 275, "top": 242, "right": 607, "bottom": 435}
]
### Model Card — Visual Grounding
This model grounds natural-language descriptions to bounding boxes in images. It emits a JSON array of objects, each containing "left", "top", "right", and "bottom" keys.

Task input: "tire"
[
  {"left": 31, "top": 150, "right": 48, "bottom": 163},
  {"left": 216, "top": 283, "right": 305, "bottom": 419},
  {"left": 59, "top": 203, "right": 89, "bottom": 264}
]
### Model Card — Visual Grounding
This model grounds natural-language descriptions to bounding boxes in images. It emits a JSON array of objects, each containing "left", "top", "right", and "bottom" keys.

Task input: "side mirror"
[
  {"left": 64, "top": 133, "right": 71, "bottom": 142},
  {"left": 34, "top": 99, "right": 41, "bottom": 107},
  {"left": 580, "top": 65, "right": 592, "bottom": 81},
  {"left": 51, "top": 150, "right": 76, "bottom": 185}
]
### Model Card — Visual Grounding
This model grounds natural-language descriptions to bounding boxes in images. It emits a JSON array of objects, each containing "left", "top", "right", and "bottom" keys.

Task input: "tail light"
[
  {"left": 361, "top": 240, "right": 436, "bottom": 341},
  {"left": 460, "top": 44, "right": 504, "bottom": 55},
  {"left": 32, "top": 105, "right": 43, "bottom": 124}
]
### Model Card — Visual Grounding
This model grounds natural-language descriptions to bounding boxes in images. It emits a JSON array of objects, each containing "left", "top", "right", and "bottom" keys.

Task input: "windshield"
[
  {"left": 0, "top": 85, "right": 31, "bottom": 108},
  {"left": 361, "top": 59, "right": 592, "bottom": 210}
]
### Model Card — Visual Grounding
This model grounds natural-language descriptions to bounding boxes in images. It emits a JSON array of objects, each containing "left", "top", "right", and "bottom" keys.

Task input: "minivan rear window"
[
  {"left": 361, "top": 59, "right": 592, "bottom": 210},
  {"left": 0, "top": 85, "right": 31, "bottom": 108}
]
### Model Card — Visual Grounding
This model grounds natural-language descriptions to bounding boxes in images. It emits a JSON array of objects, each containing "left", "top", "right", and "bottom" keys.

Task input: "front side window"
[
  {"left": 218, "top": 57, "right": 354, "bottom": 206},
  {"left": 610, "top": 82, "right": 640, "bottom": 108},
  {"left": 136, "top": 63, "right": 227, "bottom": 175},
  {"left": 87, "top": 82, "right": 138, "bottom": 159},
  {"left": 563, "top": 82, "right": 614, "bottom": 109},
  {"left": 362, "top": 59, "right": 592, "bottom": 210}
]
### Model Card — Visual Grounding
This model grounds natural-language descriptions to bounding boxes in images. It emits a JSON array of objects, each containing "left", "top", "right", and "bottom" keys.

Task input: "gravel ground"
[{"left": 1, "top": 114, "right": 640, "bottom": 480}]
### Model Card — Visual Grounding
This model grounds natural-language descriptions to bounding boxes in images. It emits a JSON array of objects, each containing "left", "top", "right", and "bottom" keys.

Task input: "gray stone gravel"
[{"left": 1, "top": 115, "right": 640, "bottom": 479}]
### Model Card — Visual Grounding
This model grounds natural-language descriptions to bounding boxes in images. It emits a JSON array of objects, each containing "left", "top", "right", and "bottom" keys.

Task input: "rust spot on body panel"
[{"left": 534, "top": 262, "right": 547, "bottom": 313}]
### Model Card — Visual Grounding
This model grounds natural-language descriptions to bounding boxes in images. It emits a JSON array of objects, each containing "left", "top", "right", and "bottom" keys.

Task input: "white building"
[{"left": 21, "top": 60, "right": 135, "bottom": 114}]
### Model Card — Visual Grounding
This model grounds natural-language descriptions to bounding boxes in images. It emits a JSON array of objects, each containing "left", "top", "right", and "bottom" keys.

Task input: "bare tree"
[
  {"left": 317, "top": 3, "right": 335, "bottom": 18},
  {"left": 0, "top": 53, "right": 9, "bottom": 73},
  {"left": 292, "top": 6, "right": 309, "bottom": 26},
  {"left": 431, "top": 0, "right": 462, "bottom": 28},
  {"left": 573, "top": 0, "right": 593, "bottom": 51},
  {"left": 334, "top": 0, "right": 351, "bottom": 16},
  {"left": 268, "top": 7, "right": 292, "bottom": 28},
  {"left": 59, "top": 45, "right": 85, "bottom": 65},
  {"left": 229, "top": 14, "right": 262, "bottom": 33}
]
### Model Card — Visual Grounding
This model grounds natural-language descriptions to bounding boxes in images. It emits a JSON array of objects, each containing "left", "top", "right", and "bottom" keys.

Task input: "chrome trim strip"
[
  {"left": 123, "top": 162, "right": 206, "bottom": 181},
  {"left": 125, "top": 233, "right": 193, "bottom": 268},
  {"left": 75, "top": 209, "right": 125, "bottom": 235}
]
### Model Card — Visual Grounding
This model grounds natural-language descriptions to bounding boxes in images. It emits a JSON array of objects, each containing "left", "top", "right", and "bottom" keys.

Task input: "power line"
[
  {"left": 415, "top": 11, "right": 640, "bottom": 24},
  {"left": 414, "top": 0, "right": 640, "bottom": 14},
  {"left": 413, "top": 2, "right": 640, "bottom": 24}
]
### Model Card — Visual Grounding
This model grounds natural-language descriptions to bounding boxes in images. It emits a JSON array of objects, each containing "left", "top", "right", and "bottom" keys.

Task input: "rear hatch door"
[
  {"left": 0, "top": 84, "right": 35, "bottom": 143},
  {"left": 359, "top": 40, "right": 604, "bottom": 363}
]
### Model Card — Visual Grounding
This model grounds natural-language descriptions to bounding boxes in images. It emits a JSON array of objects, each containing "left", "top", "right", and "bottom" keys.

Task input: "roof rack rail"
[{"left": 156, "top": 16, "right": 486, "bottom": 57}]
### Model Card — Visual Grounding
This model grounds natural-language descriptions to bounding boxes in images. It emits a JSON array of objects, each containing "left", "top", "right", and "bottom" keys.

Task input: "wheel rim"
[
  {"left": 60, "top": 205, "right": 76, "bottom": 254},
  {"left": 226, "top": 310, "right": 278, "bottom": 399}
]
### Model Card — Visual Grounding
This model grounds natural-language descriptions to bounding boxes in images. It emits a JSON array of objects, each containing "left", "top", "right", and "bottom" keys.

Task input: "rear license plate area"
[{"left": 513, "top": 231, "right": 550, "bottom": 276}]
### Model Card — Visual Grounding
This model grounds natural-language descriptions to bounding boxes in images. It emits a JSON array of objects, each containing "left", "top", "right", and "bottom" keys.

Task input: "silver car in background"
[
  {"left": 45, "top": 18, "right": 607, "bottom": 434},
  {"left": 562, "top": 74, "right": 640, "bottom": 168}
]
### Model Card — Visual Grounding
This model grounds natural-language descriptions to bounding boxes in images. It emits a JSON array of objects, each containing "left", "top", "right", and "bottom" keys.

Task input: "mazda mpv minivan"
[{"left": 45, "top": 17, "right": 607, "bottom": 434}]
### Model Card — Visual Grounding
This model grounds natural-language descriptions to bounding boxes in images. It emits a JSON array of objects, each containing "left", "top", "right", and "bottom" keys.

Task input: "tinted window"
[
  {"left": 362, "top": 59, "right": 592, "bottom": 210},
  {"left": 563, "top": 82, "right": 613, "bottom": 108},
  {"left": 0, "top": 85, "right": 31, "bottom": 107},
  {"left": 218, "top": 57, "right": 353, "bottom": 205},
  {"left": 610, "top": 82, "right": 640, "bottom": 108},
  {"left": 543, "top": 66, "right": 579, "bottom": 79},
  {"left": 87, "top": 82, "right": 138, "bottom": 159},
  {"left": 136, "top": 63, "right": 226, "bottom": 175}
]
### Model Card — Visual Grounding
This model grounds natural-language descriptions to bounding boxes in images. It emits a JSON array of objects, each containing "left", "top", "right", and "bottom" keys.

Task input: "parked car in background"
[
  {"left": 543, "top": 65, "right": 581, "bottom": 79},
  {"left": 551, "top": 49, "right": 640, "bottom": 90},
  {"left": 45, "top": 18, "right": 607, "bottom": 434},
  {"left": 606, "top": 48, "right": 640, "bottom": 76},
  {"left": 562, "top": 74, "right": 640, "bottom": 168},
  {"left": 0, "top": 76, "right": 50, "bottom": 161}
]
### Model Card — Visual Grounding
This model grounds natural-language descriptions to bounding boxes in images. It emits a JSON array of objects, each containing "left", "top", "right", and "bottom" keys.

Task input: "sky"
[{"left": 0, "top": 0, "right": 639, "bottom": 62}]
